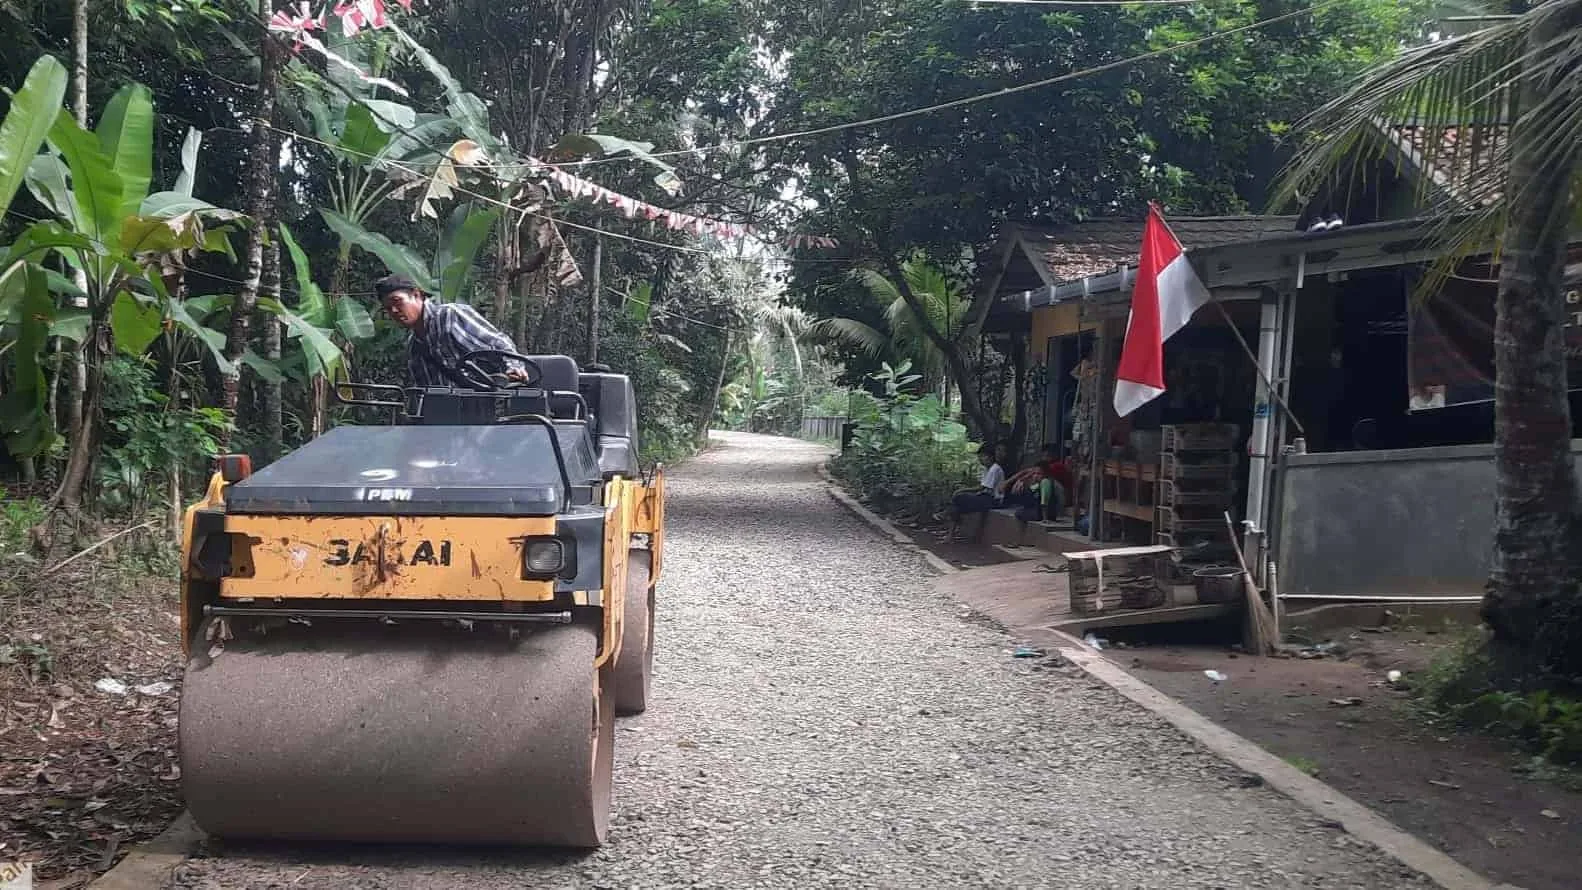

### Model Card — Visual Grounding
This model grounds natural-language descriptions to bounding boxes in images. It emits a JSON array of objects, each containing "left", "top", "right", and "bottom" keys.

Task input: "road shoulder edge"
[
  {"left": 817, "top": 461, "right": 1509, "bottom": 890},
  {"left": 816, "top": 465, "right": 956, "bottom": 576}
]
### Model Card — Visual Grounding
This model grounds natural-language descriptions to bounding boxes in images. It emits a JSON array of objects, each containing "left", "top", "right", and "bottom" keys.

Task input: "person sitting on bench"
[
  {"left": 944, "top": 443, "right": 1005, "bottom": 542},
  {"left": 1004, "top": 442, "right": 1072, "bottom": 522}
]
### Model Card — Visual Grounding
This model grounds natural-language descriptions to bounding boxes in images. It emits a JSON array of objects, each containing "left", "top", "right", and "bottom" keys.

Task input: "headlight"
[{"left": 523, "top": 537, "right": 565, "bottom": 576}]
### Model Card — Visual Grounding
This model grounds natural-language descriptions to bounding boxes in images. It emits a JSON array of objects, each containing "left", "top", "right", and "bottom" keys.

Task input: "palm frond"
[
  {"left": 1271, "top": 21, "right": 1524, "bottom": 218},
  {"left": 753, "top": 300, "right": 812, "bottom": 338},
  {"left": 1507, "top": 2, "right": 1582, "bottom": 227},
  {"left": 850, "top": 267, "right": 902, "bottom": 307},
  {"left": 808, "top": 316, "right": 890, "bottom": 358},
  {"left": 1269, "top": 2, "right": 1582, "bottom": 303}
]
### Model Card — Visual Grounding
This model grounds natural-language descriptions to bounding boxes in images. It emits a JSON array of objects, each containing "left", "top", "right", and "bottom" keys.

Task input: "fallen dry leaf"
[{"left": 0, "top": 565, "right": 185, "bottom": 882}]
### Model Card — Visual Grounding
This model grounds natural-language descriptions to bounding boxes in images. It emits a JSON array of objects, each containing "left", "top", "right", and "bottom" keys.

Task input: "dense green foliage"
[
  {"left": 771, "top": 0, "right": 1433, "bottom": 405},
  {"left": 0, "top": 0, "right": 1467, "bottom": 545},
  {"left": 828, "top": 361, "right": 980, "bottom": 521}
]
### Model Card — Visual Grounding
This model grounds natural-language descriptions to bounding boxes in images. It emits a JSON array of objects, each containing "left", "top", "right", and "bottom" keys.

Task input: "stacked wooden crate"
[
  {"left": 1155, "top": 423, "right": 1238, "bottom": 572},
  {"left": 1067, "top": 545, "right": 1172, "bottom": 614}
]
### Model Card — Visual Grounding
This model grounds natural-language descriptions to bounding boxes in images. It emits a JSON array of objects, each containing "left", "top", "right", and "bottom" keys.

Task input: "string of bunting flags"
[
  {"left": 532, "top": 161, "right": 839, "bottom": 251},
  {"left": 267, "top": 2, "right": 840, "bottom": 253}
]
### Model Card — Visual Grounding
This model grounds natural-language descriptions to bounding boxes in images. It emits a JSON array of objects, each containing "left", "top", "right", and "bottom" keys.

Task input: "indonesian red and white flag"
[{"left": 1113, "top": 204, "right": 1213, "bottom": 417}]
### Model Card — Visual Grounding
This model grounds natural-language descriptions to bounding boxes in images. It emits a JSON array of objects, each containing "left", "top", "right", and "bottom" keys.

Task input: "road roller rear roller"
[{"left": 176, "top": 350, "right": 664, "bottom": 847}]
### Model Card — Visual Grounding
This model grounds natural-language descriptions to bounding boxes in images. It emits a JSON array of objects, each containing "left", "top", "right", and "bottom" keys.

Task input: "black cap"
[{"left": 375, "top": 274, "right": 422, "bottom": 301}]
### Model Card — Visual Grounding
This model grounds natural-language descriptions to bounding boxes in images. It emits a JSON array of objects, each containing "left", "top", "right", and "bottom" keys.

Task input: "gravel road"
[{"left": 169, "top": 432, "right": 1436, "bottom": 889}]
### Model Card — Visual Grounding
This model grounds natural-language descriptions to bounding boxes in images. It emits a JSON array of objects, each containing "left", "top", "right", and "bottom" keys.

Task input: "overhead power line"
[
  {"left": 234, "top": 0, "right": 1350, "bottom": 260},
  {"left": 614, "top": 0, "right": 1348, "bottom": 165},
  {"left": 257, "top": 0, "right": 1346, "bottom": 174}
]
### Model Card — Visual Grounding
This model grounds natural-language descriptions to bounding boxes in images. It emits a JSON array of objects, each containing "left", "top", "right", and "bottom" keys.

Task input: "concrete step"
[{"left": 978, "top": 509, "right": 1097, "bottom": 554}]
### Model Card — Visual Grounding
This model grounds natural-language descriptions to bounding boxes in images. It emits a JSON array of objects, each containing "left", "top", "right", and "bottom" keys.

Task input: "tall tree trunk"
[
  {"left": 220, "top": 0, "right": 281, "bottom": 436},
  {"left": 493, "top": 210, "right": 515, "bottom": 321},
  {"left": 836, "top": 151, "right": 993, "bottom": 437},
  {"left": 71, "top": 0, "right": 87, "bottom": 125},
  {"left": 535, "top": 281, "right": 561, "bottom": 354},
  {"left": 1479, "top": 2, "right": 1582, "bottom": 684},
  {"left": 57, "top": 0, "right": 90, "bottom": 448},
  {"left": 51, "top": 313, "right": 106, "bottom": 520},
  {"left": 515, "top": 218, "right": 541, "bottom": 349},
  {"left": 587, "top": 235, "right": 602, "bottom": 363},
  {"left": 165, "top": 271, "right": 188, "bottom": 545},
  {"left": 698, "top": 330, "right": 733, "bottom": 445},
  {"left": 1008, "top": 333, "right": 1028, "bottom": 461},
  {"left": 260, "top": 235, "right": 284, "bottom": 463},
  {"left": 166, "top": 354, "right": 182, "bottom": 546}
]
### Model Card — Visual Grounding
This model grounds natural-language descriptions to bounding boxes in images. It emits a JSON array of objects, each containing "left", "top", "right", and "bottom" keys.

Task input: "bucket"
[{"left": 1192, "top": 565, "right": 1244, "bottom": 604}]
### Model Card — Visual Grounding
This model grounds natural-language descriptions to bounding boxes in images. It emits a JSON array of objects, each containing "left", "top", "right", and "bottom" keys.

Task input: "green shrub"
[
  {"left": 829, "top": 361, "right": 979, "bottom": 521},
  {"left": 0, "top": 486, "right": 44, "bottom": 554},
  {"left": 1416, "top": 628, "right": 1582, "bottom": 767},
  {"left": 810, "top": 388, "right": 854, "bottom": 417},
  {"left": 0, "top": 486, "right": 45, "bottom": 592},
  {"left": 97, "top": 356, "right": 232, "bottom": 518}
]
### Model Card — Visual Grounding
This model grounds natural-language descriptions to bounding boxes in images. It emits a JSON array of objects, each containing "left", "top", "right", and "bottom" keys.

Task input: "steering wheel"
[{"left": 454, "top": 349, "right": 543, "bottom": 390}]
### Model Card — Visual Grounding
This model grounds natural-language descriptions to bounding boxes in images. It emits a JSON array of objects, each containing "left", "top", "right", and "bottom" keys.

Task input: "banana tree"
[
  {"left": 380, "top": 25, "right": 684, "bottom": 327},
  {"left": 277, "top": 219, "right": 376, "bottom": 436},
  {"left": 15, "top": 79, "right": 250, "bottom": 510},
  {"left": 0, "top": 55, "right": 71, "bottom": 468},
  {"left": 285, "top": 25, "right": 458, "bottom": 294},
  {"left": 324, "top": 199, "right": 500, "bottom": 303}
]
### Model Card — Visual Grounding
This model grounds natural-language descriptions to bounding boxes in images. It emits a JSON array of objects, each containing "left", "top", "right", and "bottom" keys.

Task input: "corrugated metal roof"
[{"left": 1016, "top": 215, "right": 1298, "bottom": 284}]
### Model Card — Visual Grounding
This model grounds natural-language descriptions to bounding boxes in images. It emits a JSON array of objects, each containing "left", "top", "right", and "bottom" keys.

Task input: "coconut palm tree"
[
  {"left": 1272, "top": 0, "right": 1582, "bottom": 682},
  {"left": 809, "top": 257, "right": 971, "bottom": 409}
]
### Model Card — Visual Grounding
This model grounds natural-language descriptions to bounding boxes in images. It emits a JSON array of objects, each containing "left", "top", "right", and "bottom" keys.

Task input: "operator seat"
[
  {"left": 578, "top": 370, "right": 639, "bottom": 478},
  {"left": 522, "top": 354, "right": 585, "bottom": 421}
]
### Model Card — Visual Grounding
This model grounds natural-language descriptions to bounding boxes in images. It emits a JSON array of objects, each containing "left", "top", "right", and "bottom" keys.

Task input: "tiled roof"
[
  {"left": 1017, "top": 215, "right": 1298, "bottom": 284},
  {"left": 1385, "top": 124, "right": 1507, "bottom": 206}
]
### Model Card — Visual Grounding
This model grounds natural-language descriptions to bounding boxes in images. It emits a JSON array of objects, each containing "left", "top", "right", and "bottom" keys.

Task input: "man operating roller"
[{"left": 375, "top": 274, "right": 530, "bottom": 387}]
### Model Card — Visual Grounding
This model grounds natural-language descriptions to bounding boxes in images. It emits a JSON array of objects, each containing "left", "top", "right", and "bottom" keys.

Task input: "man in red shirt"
[{"left": 1005, "top": 443, "right": 1072, "bottom": 522}]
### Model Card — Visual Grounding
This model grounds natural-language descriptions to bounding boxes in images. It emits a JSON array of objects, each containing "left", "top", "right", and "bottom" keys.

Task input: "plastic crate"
[
  {"left": 1156, "top": 505, "right": 1225, "bottom": 533},
  {"left": 1161, "top": 423, "right": 1239, "bottom": 453},
  {"left": 1161, "top": 453, "right": 1237, "bottom": 480},
  {"left": 1159, "top": 479, "right": 1233, "bottom": 507}
]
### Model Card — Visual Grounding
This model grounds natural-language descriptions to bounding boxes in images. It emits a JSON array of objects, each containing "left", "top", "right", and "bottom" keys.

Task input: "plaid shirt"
[{"left": 406, "top": 301, "right": 524, "bottom": 387}]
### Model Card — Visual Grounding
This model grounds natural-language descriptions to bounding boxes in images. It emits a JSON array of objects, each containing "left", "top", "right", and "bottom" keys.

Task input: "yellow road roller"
[{"left": 176, "top": 350, "right": 664, "bottom": 847}]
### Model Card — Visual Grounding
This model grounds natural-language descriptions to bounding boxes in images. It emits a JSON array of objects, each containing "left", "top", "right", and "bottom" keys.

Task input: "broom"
[{"left": 1225, "top": 512, "right": 1279, "bottom": 656}]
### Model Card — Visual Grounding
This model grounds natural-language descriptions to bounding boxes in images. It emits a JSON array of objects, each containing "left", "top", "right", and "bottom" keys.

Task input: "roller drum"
[
  {"left": 179, "top": 619, "right": 614, "bottom": 847},
  {"left": 613, "top": 550, "right": 654, "bottom": 716}
]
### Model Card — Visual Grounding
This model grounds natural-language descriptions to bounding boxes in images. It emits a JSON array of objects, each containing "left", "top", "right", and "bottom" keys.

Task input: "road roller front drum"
[{"left": 180, "top": 616, "right": 616, "bottom": 848}]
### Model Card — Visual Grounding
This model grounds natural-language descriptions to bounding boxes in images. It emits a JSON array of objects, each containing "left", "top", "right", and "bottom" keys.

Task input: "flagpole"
[
  {"left": 1093, "top": 316, "right": 1107, "bottom": 543},
  {"left": 1239, "top": 289, "right": 1290, "bottom": 588},
  {"left": 1212, "top": 300, "right": 1305, "bottom": 438}
]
